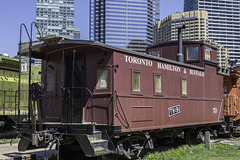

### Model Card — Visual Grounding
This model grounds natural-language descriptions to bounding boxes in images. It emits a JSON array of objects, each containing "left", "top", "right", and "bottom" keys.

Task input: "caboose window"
[
  {"left": 133, "top": 71, "right": 141, "bottom": 91},
  {"left": 205, "top": 46, "right": 211, "bottom": 61},
  {"left": 150, "top": 50, "right": 160, "bottom": 57},
  {"left": 187, "top": 46, "right": 198, "bottom": 60},
  {"left": 155, "top": 75, "right": 162, "bottom": 93},
  {"left": 182, "top": 79, "right": 187, "bottom": 95},
  {"left": 97, "top": 69, "right": 108, "bottom": 89}
]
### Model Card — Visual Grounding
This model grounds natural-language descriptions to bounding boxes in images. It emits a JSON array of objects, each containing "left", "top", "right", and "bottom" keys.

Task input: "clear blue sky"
[{"left": 0, "top": 0, "right": 183, "bottom": 57}]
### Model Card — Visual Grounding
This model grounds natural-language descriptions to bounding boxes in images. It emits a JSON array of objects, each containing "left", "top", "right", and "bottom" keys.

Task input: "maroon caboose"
[{"left": 17, "top": 37, "right": 228, "bottom": 159}]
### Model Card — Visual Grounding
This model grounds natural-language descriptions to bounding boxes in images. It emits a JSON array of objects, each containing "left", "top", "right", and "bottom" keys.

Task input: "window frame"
[
  {"left": 96, "top": 68, "right": 110, "bottom": 92},
  {"left": 131, "top": 69, "right": 142, "bottom": 95},
  {"left": 204, "top": 46, "right": 211, "bottom": 61},
  {"left": 153, "top": 72, "right": 163, "bottom": 96},
  {"left": 186, "top": 46, "right": 199, "bottom": 61},
  {"left": 181, "top": 77, "right": 188, "bottom": 97},
  {"left": 149, "top": 50, "right": 161, "bottom": 57}
]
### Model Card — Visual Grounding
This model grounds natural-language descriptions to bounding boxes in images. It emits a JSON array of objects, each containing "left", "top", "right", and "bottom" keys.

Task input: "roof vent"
[{"left": 176, "top": 24, "right": 186, "bottom": 63}]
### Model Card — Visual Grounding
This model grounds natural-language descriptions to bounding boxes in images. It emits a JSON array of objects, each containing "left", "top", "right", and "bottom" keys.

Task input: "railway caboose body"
[
  {"left": 17, "top": 37, "right": 228, "bottom": 159},
  {"left": 224, "top": 66, "right": 240, "bottom": 134}
]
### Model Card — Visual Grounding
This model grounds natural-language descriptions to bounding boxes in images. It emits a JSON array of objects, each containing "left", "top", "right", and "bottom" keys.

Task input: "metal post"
[
  {"left": 176, "top": 24, "right": 185, "bottom": 63},
  {"left": 91, "top": 92, "right": 93, "bottom": 124},
  {"left": 15, "top": 90, "right": 18, "bottom": 120},
  {"left": 19, "top": 23, "right": 31, "bottom": 123},
  {"left": 30, "top": 22, "right": 43, "bottom": 131},
  {"left": 205, "top": 131, "right": 211, "bottom": 149},
  {"left": 61, "top": 45, "right": 65, "bottom": 123},
  {"left": 28, "top": 32, "right": 33, "bottom": 132},
  {"left": 111, "top": 65, "right": 114, "bottom": 126},
  {"left": 45, "top": 46, "right": 48, "bottom": 122},
  {"left": 72, "top": 49, "right": 76, "bottom": 123},
  {"left": 18, "top": 54, "right": 21, "bottom": 123},
  {"left": 3, "top": 91, "right": 6, "bottom": 115}
]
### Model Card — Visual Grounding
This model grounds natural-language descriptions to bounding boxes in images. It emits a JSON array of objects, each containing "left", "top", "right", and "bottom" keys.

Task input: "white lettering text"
[
  {"left": 158, "top": 62, "right": 181, "bottom": 72},
  {"left": 124, "top": 55, "right": 153, "bottom": 67}
]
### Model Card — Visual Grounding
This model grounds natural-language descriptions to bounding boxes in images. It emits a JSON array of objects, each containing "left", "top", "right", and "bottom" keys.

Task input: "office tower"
[
  {"left": 184, "top": 0, "right": 240, "bottom": 65},
  {"left": 154, "top": 10, "right": 229, "bottom": 68},
  {"left": 154, "top": 10, "right": 208, "bottom": 44},
  {"left": 36, "top": 0, "right": 75, "bottom": 39},
  {"left": 155, "top": 0, "right": 160, "bottom": 21},
  {"left": 90, "top": 0, "right": 158, "bottom": 53},
  {"left": 74, "top": 28, "right": 80, "bottom": 39}
]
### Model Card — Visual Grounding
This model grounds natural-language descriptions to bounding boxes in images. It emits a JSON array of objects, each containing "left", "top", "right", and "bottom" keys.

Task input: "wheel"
[
  {"left": 116, "top": 136, "right": 147, "bottom": 159},
  {"left": 185, "top": 129, "right": 204, "bottom": 146}
]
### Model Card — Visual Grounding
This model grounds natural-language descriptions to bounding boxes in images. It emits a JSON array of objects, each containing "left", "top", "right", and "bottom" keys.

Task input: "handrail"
[
  {"left": 115, "top": 91, "right": 131, "bottom": 131},
  {"left": 19, "top": 23, "right": 31, "bottom": 126},
  {"left": 19, "top": 23, "right": 31, "bottom": 45},
  {"left": 31, "top": 22, "right": 42, "bottom": 40},
  {"left": 19, "top": 22, "right": 42, "bottom": 128}
]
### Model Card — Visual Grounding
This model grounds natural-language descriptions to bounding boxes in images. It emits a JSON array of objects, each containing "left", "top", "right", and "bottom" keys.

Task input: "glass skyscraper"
[
  {"left": 36, "top": 0, "right": 75, "bottom": 39},
  {"left": 90, "top": 0, "right": 158, "bottom": 53},
  {"left": 184, "top": 0, "right": 240, "bottom": 64}
]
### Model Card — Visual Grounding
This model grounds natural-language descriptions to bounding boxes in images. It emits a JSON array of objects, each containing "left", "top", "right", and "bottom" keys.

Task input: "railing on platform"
[{"left": 63, "top": 87, "right": 93, "bottom": 123}]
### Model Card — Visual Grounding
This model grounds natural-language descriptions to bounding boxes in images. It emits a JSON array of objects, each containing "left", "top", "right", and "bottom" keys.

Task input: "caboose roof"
[
  {"left": 147, "top": 40, "right": 219, "bottom": 50},
  {"left": 19, "top": 36, "right": 228, "bottom": 76}
]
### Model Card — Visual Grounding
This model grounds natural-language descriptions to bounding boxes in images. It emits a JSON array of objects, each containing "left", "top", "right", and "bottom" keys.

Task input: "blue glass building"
[{"left": 90, "top": 0, "right": 158, "bottom": 53}]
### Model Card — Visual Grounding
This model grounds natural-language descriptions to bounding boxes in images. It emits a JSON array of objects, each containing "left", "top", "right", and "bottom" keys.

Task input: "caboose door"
[{"left": 64, "top": 54, "right": 84, "bottom": 123}]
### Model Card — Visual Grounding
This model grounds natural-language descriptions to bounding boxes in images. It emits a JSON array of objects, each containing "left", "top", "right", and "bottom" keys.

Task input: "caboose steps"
[
  {"left": 90, "top": 139, "right": 110, "bottom": 153},
  {"left": 87, "top": 131, "right": 102, "bottom": 141},
  {"left": 76, "top": 129, "right": 115, "bottom": 157}
]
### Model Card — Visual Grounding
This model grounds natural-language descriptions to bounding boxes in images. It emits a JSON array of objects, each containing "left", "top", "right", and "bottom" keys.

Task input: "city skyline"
[
  {"left": 36, "top": 0, "right": 75, "bottom": 39},
  {"left": 184, "top": 0, "right": 240, "bottom": 65},
  {"left": 90, "top": 0, "right": 157, "bottom": 53},
  {"left": 0, "top": 0, "right": 184, "bottom": 57},
  {"left": 153, "top": 10, "right": 229, "bottom": 68}
]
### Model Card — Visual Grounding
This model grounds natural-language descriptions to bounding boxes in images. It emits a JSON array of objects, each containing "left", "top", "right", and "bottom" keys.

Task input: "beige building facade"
[{"left": 154, "top": 10, "right": 229, "bottom": 68}]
